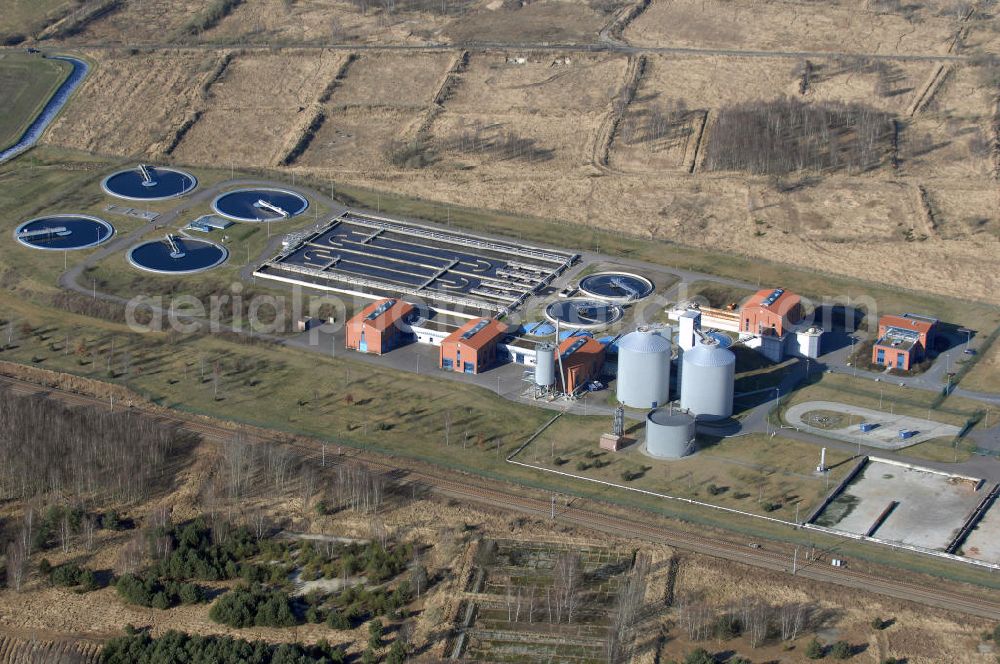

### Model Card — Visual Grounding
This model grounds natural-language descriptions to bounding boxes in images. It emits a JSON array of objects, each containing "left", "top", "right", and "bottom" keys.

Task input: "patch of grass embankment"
[{"left": 0, "top": 53, "right": 72, "bottom": 151}]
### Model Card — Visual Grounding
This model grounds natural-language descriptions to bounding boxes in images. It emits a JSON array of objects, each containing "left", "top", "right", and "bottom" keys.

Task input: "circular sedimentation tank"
[
  {"left": 578, "top": 271, "right": 653, "bottom": 302},
  {"left": 680, "top": 338, "right": 735, "bottom": 420},
  {"left": 616, "top": 328, "right": 671, "bottom": 409},
  {"left": 545, "top": 298, "right": 622, "bottom": 329},
  {"left": 15, "top": 214, "right": 114, "bottom": 251},
  {"left": 706, "top": 331, "right": 733, "bottom": 348},
  {"left": 101, "top": 165, "right": 197, "bottom": 201},
  {"left": 212, "top": 188, "right": 309, "bottom": 222},
  {"left": 127, "top": 236, "right": 228, "bottom": 274},
  {"left": 645, "top": 409, "right": 696, "bottom": 459}
]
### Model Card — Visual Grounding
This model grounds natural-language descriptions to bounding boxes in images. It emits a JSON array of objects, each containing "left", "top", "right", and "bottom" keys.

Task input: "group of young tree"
[
  {"left": 0, "top": 387, "right": 190, "bottom": 505},
  {"left": 101, "top": 628, "right": 346, "bottom": 664},
  {"left": 704, "top": 98, "right": 894, "bottom": 175}
]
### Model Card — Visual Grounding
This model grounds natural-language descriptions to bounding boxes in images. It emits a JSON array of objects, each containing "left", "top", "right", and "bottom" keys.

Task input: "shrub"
[
  {"left": 684, "top": 648, "right": 717, "bottom": 664},
  {"left": 209, "top": 585, "right": 298, "bottom": 628},
  {"left": 326, "top": 609, "right": 351, "bottom": 630},
  {"left": 115, "top": 573, "right": 202, "bottom": 609},
  {"left": 806, "top": 637, "right": 825, "bottom": 659},
  {"left": 102, "top": 629, "right": 345, "bottom": 663},
  {"left": 368, "top": 618, "right": 383, "bottom": 649},
  {"left": 830, "top": 641, "right": 852, "bottom": 659},
  {"left": 994, "top": 624, "right": 1000, "bottom": 643},
  {"left": 50, "top": 563, "right": 98, "bottom": 591}
]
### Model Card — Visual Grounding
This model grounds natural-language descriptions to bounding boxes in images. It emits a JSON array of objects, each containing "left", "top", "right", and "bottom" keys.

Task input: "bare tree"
[
  {"left": 410, "top": 551, "right": 428, "bottom": 598},
  {"left": 249, "top": 508, "right": 269, "bottom": 541},
  {"left": 117, "top": 534, "right": 145, "bottom": 575},
  {"left": 222, "top": 430, "right": 255, "bottom": 503},
  {"left": 82, "top": 514, "right": 96, "bottom": 551},
  {"left": 779, "top": 602, "right": 808, "bottom": 642},
  {"left": 746, "top": 601, "right": 770, "bottom": 648},
  {"left": 301, "top": 467, "right": 317, "bottom": 513},
  {"left": 443, "top": 410, "right": 452, "bottom": 447},
  {"left": 552, "top": 551, "right": 581, "bottom": 624},
  {"left": 59, "top": 510, "right": 72, "bottom": 554},
  {"left": 607, "top": 553, "right": 650, "bottom": 662},
  {"left": 6, "top": 540, "right": 27, "bottom": 591}
]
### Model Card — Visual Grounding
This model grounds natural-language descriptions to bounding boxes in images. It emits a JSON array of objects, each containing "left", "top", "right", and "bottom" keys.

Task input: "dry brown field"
[
  {"left": 22, "top": 3, "right": 1000, "bottom": 304},
  {"left": 170, "top": 50, "right": 347, "bottom": 166},
  {"left": 41, "top": 50, "right": 220, "bottom": 156},
  {"left": 298, "top": 106, "right": 425, "bottom": 171},
  {"left": 624, "top": 0, "right": 963, "bottom": 55},
  {"left": 57, "top": 0, "right": 207, "bottom": 44},
  {"left": 332, "top": 51, "right": 453, "bottom": 106},
  {"left": 51, "top": 0, "right": 623, "bottom": 46}
]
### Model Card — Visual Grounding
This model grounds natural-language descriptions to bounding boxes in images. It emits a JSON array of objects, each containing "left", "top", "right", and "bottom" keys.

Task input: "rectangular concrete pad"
[
  {"left": 819, "top": 460, "right": 981, "bottom": 551},
  {"left": 961, "top": 496, "right": 1000, "bottom": 564}
]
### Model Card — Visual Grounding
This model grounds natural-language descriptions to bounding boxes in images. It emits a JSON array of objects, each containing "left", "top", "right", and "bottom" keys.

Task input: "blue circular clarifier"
[
  {"left": 127, "top": 236, "right": 228, "bottom": 274},
  {"left": 101, "top": 165, "right": 197, "bottom": 201},
  {"left": 212, "top": 188, "right": 309, "bottom": 222},
  {"left": 15, "top": 214, "right": 114, "bottom": 251}
]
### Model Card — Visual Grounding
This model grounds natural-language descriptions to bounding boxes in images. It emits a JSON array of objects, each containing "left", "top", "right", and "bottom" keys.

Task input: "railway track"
[{"left": 2, "top": 373, "right": 998, "bottom": 619}]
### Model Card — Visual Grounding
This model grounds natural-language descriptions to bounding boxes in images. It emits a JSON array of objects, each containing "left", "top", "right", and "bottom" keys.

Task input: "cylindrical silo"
[
  {"left": 534, "top": 343, "right": 556, "bottom": 387},
  {"left": 616, "top": 328, "right": 671, "bottom": 408},
  {"left": 680, "top": 338, "right": 735, "bottom": 420},
  {"left": 646, "top": 409, "right": 696, "bottom": 458}
]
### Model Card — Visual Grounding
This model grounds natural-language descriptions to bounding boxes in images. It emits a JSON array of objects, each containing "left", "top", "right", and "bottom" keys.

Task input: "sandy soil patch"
[{"left": 625, "top": 0, "right": 961, "bottom": 55}]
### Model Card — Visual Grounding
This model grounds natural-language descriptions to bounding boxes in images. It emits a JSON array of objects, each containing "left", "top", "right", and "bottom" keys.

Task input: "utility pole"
[
  {"left": 792, "top": 547, "right": 798, "bottom": 575},
  {"left": 551, "top": 494, "right": 555, "bottom": 520}
]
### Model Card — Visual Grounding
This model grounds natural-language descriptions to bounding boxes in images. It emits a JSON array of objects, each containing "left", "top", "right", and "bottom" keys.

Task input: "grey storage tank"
[
  {"left": 645, "top": 409, "right": 696, "bottom": 458},
  {"left": 534, "top": 343, "right": 556, "bottom": 387},
  {"left": 680, "top": 337, "right": 735, "bottom": 420},
  {"left": 616, "top": 328, "right": 671, "bottom": 409}
]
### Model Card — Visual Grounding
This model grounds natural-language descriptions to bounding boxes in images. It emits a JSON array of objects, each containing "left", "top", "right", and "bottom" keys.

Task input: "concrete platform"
[
  {"left": 961, "top": 495, "right": 1000, "bottom": 564},
  {"left": 815, "top": 460, "right": 981, "bottom": 551}
]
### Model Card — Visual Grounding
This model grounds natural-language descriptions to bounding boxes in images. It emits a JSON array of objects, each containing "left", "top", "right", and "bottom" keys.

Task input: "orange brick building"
[
  {"left": 557, "top": 335, "right": 606, "bottom": 395},
  {"left": 871, "top": 313, "right": 938, "bottom": 371},
  {"left": 440, "top": 318, "right": 508, "bottom": 374},
  {"left": 740, "top": 288, "right": 803, "bottom": 337},
  {"left": 345, "top": 298, "right": 416, "bottom": 355}
]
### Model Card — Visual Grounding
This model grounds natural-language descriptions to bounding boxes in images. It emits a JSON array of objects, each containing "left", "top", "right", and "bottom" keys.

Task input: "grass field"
[
  {"left": 0, "top": 53, "right": 72, "bottom": 151},
  {"left": 526, "top": 415, "right": 852, "bottom": 520}
]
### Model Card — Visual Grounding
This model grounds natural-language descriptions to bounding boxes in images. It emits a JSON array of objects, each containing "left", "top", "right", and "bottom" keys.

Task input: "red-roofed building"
[
  {"left": 440, "top": 318, "right": 508, "bottom": 374},
  {"left": 557, "top": 335, "right": 606, "bottom": 395},
  {"left": 740, "top": 288, "right": 803, "bottom": 337},
  {"left": 871, "top": 313, "right": 938, "bottom": 370},
  {"left": 345, "top": 298, "right": 416, "bottom": 355}
]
